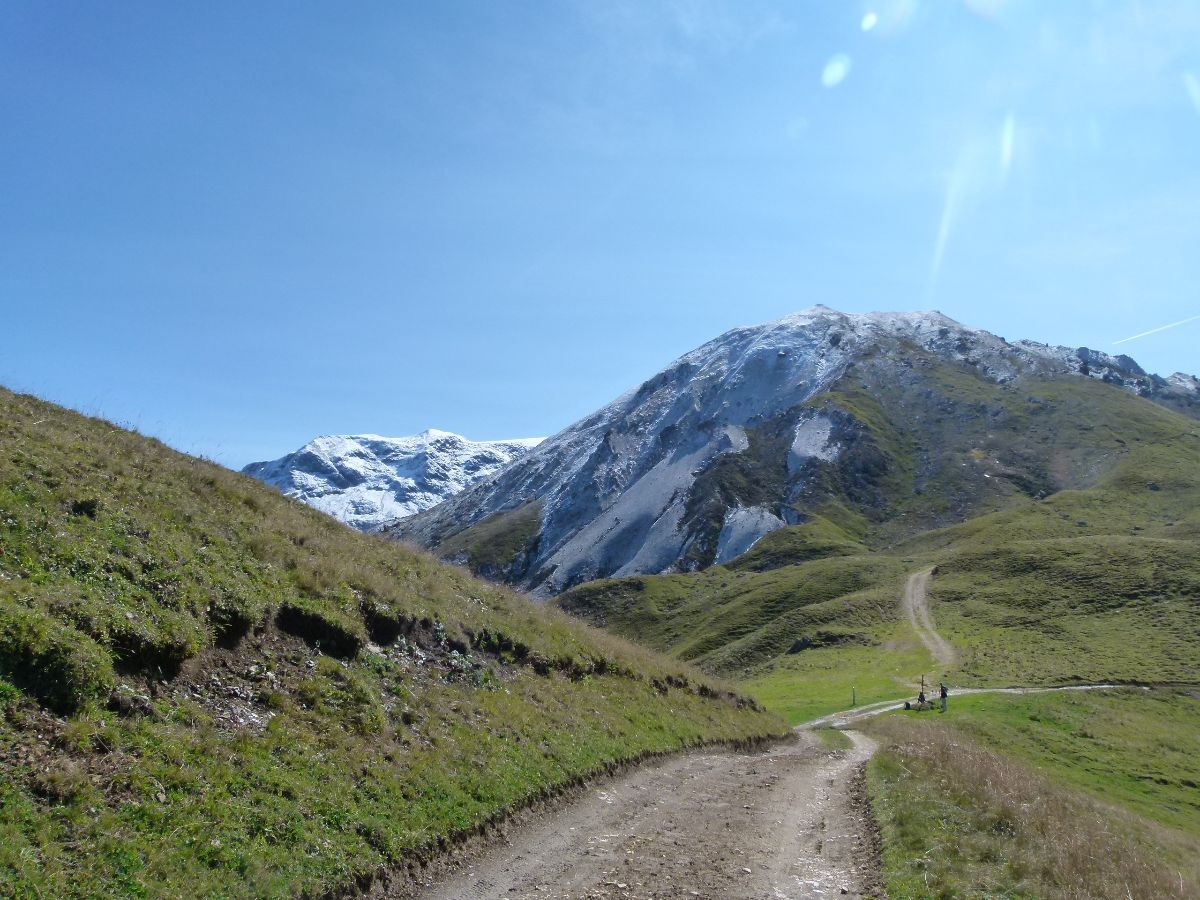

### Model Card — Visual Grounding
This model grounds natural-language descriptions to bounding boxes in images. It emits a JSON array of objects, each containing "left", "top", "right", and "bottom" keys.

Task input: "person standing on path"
[{"left": 939, "top": 682, "right": 948, "bottom": 713}]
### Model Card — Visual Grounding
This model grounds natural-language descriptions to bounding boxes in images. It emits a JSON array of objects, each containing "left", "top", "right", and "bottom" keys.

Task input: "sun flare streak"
[
  {"left": 1184, "top": 72, "right": 1200, "bottom": 116},
  {"left": 929, "top": 191, "right": 956, "bottom": 290},
  {"left": 929, "top": 154, "right": 976, "bottom": 293},
  {"left": 1000, "top": 113, "right": 1016, "bottom": 177}
]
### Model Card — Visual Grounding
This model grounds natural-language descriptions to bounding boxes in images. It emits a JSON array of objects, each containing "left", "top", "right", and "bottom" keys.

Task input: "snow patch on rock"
[
  {"left": 722, "top": 424, "right": 750, "bottom": 454},
  {"left": 714, "top": 506, "right": 786, "bottom": 565},
  {"left": 789, "top": 415, "right": 838, "bottom": 471}
]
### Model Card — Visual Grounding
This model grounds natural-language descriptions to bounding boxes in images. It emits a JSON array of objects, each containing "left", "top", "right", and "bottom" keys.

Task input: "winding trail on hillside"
[
  {"left": 902, "top": 568, "right": 957, "bottom": 669},
  {"left": 407, "top": 570, "right": 1123, "bottom": 899},
  {"left": 804, "top": 683, "right": 1120, "bottom": 730}
]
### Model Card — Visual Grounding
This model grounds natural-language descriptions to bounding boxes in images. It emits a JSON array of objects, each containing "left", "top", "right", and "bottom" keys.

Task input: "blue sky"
[{"left": 3, "top": 1, "right": 1198, "bottom": 467}]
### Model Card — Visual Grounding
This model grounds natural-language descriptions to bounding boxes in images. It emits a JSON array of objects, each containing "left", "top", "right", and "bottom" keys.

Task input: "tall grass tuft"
[{"left": 866, "top": 716, "right": 1199, "bottom": 899}]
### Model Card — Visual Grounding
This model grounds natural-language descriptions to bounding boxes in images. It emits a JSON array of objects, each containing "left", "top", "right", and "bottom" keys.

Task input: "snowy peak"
[
  {"left": 243, "top": 431, "right": 543, "bottom": 531},
  {"left": 390, "top": 306, "right": 1197, "bottom": 596}
]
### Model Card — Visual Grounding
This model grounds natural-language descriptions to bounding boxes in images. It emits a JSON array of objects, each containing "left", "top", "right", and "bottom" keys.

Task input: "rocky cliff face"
[
  {"left": 385, "top": 307, "right": 1198, "bottom": 595},
  {"left": 242, "top": 430, "right": 542, "bottom": 531}
]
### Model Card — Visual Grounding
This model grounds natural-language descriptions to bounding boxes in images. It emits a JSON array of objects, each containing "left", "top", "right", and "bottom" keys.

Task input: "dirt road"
[
  {"left": 806, "top": 683, "right": 1119, "bottom": 730},
  {"left": 902, "top": 568, "right": 956, "bottom": 669},
  {"left": 408, "top": 570, "right": 1119, "bottom": 899},
  {"left": 414, "top": 730, "right": 883, "bottom": 899}
]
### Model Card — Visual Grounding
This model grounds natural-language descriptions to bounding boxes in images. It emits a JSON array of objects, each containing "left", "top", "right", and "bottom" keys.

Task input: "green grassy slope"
[
  {"left": 558, "top": 559, "right": 927, "bottom": 722},
  {"left": 933, "top": 689, "right": 1200, "bottom": 834},
  {"left": 558, "top": 555, "right": 907, "bottom": 668},
  {"left": 0, "top": 387, "right": 785, "bottom": 898},
  {"left": 433, "top": 501, "right": 544, "bottom": 582},
  {"left": 864, "top": 689, "right": 1200, "bottom": 898},
  {"left": 558, "top": 366, "right": 1200, "bottom": 721}
]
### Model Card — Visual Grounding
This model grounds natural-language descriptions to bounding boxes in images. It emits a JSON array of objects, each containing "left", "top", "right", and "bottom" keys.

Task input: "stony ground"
[{"left": 410, "top": 729, "right": 883, "bottom": 900}]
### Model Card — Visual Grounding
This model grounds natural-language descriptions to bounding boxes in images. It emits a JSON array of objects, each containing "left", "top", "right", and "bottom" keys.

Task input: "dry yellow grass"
[{"left": 866, "top": 715, "right": 1199, "bottom": 899}]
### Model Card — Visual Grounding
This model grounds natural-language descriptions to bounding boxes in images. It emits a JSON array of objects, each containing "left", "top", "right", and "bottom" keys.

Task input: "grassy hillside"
[
  {"left": 932, "top": 689, "right": 1200, "bottom": 834},
  {"left": 558, "top": 367, "right": 1200, "bottom": 721},
  {"left": 864, "top": 689, "right": 1200, "bottom": 898},
  {"left": 0, "top": 386, "right": 785, "bottom": 898},
  {"left": 558, "top": 559, "right": 928, "bottom": 721},
  {"left": 433, "top": 501, "right": 543, "bottom": 583}
]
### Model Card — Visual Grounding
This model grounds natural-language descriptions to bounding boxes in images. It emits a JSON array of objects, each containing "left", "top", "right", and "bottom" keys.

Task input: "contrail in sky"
[{"left": 1113, "top": 313, "right": 1200, "bottom": 345}]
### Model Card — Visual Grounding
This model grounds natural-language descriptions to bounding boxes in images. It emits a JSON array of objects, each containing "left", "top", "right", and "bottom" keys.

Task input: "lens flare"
[
  {"left": 1185, "top": 72, "right": 1200, "bottom": 116},
  {"left": 963, "top": 0, "right": 1010, "bottom": 19},
  {"left": 930, "top": 165, "right": 966, "bottom": 291},
  {"left": 928, "top": 142, "right": 991, "bottom": 294},
  {"left": 821, "top": 54, "right": 853, "bottom": 88},
  {"left": 866, "top": 0, "right": 917, "bottom": 36},
  {"left": 1000, "top": 112, "right": 1016, "bottom": 177}
]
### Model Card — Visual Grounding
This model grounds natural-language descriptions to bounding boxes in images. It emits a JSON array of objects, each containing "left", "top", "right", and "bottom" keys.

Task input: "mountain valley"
[{"left": 4, "top": 307, "right": 1198, "bottom": 898}]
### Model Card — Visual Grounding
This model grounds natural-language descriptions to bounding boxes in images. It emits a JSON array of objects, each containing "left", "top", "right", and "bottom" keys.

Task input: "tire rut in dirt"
[{"left": 413, "top": 732, "right": 882, "bottom": 899}]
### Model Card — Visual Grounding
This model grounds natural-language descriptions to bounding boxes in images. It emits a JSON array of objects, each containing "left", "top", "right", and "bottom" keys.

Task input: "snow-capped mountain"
[
  {"left": 387, "top": 306, "right": 1198, "bottom": 596},
  {"left": 242, "top": 430, "right": 543, "bottom": 531}
]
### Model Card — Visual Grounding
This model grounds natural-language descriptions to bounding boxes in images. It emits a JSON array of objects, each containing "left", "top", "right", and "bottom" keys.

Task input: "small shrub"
[
  {"left": 32, "top": 759, "right": 92, "bottom": 803},
  {"left": 0, "top": 600, "right": 114, "bottom": 713},
  {"left": 0, "top": 675, "right": 20, "bottom": 709}
]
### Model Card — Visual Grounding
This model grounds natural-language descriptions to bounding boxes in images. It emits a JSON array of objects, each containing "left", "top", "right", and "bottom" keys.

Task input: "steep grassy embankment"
[
  {"left": 0, "top": 386, "right": 785, "bottom": 898},
  {"left": 864, "top": 689, "right": 1200, "bottom": 898},
  {"left": 559, "top": 368, "right": 1200, "bottom": 722}
]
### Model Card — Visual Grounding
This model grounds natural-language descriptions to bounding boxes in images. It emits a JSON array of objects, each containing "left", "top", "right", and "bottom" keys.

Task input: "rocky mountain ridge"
[
  {"left": 386, "top": 306, "right": 1197, "bottom": 596},
  {"left": 243, "top": 430, "right": 542, "bottom": 531}
]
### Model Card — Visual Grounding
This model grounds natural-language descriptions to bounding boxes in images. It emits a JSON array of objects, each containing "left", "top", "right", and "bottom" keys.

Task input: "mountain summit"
[
  {"left": 243, "top": 430, "right": 542, "bottom": 531},
  {"left": 387, "top": 306, "right": 1197, "bottom": 595}
]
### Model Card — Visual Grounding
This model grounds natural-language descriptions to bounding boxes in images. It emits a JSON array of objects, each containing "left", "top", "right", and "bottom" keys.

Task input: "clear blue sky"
[{"left": 3, "top": 1, "right": 1198, "bottom": 467}]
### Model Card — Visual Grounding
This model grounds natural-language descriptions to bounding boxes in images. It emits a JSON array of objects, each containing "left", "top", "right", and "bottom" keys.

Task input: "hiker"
[
  {"left": 939, "top": 682, "right": 948, "bottom": 713},
  {"left": 917, "top": 689, "right": 926, "bottom": 706}
]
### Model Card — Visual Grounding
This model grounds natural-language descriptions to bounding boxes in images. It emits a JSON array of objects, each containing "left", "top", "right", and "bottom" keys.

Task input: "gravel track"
[
  {"left": 901, "top": 568, "right": 956, "bottom": 669},
  {"left": 414, "top": 729, "right": 883, "bottom": 899},
  {"left": 406, "top": 569, "right": 1120, "bottom": 899}
]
